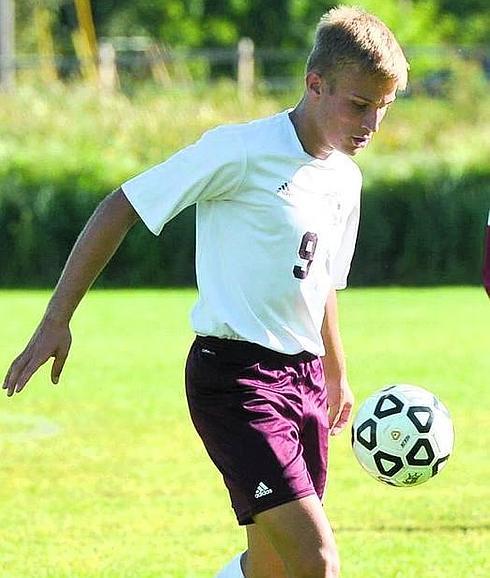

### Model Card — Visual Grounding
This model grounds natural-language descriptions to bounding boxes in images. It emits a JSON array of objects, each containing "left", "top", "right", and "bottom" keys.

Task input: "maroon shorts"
[{"left": 185, "top": 336, "right": 328, "bottom": 525}]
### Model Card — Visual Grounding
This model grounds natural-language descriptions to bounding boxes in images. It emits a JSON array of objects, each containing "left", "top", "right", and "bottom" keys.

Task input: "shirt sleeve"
[
  {"left": 332, "top": 204, "right": 360, "bottom": 290},
  {"left": 121, "top": 126, "right": 246, "bottom": 235},
  {"left": 331, "top": 165, "right": 362, "bottom": 290}
]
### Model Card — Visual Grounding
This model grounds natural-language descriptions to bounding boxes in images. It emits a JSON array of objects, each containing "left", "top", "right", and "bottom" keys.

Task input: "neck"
[{"left": 289, "top": 100, "right": 334, "bottom": 160}]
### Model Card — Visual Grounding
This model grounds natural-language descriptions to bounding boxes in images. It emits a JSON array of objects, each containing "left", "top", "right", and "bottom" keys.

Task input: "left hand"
[{"left": 327, "top": 377, "right": 354, "bottom": 436}]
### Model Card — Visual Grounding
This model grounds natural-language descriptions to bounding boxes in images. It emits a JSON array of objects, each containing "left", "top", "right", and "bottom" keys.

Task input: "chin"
[
  {"left": 338, "top": 140, "right": 365, "bottom": 157},
  {"left": 337, "top": 144, "right": 358, "bottom": 157}
]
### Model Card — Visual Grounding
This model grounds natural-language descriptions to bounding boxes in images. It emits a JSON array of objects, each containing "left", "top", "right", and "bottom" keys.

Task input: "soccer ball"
[{"left": 351, "top": 384, "right": 454, "bottom": 487}]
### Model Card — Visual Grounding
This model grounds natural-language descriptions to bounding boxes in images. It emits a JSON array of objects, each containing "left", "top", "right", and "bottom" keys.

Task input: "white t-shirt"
[{"left": 122, "top": 111, "right": 362, "bottom": 355}]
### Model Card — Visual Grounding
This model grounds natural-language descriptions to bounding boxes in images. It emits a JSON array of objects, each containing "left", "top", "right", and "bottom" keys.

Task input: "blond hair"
[{"left": 306, "top": 6, "right": 409, "bottom": 89}]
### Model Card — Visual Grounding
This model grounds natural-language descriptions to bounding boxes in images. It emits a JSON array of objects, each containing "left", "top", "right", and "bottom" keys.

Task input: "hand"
[
  {"left": 327, "top": 376, "right": 354, "bottom": 436},
  {"left": 3, "top": 318, "right": 72, "bottom": 397}
]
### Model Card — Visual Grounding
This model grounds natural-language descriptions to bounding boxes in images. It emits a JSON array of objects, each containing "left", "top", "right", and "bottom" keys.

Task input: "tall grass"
[
  {"left": 1, "top": 71, "right": 488, "bottom": 287},
  {"left": 1, "top": 62, "right": 489, "bottom": 188}
]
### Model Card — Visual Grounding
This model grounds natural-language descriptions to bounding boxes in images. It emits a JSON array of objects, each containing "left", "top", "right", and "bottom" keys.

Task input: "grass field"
[{"left": 0, "top": 287, "right": 488, "bottom": 578}]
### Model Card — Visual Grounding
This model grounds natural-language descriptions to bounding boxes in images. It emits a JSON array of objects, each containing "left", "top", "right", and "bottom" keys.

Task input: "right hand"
[{"left": 2, "top": 318, "right": 72, "bottom": 397}]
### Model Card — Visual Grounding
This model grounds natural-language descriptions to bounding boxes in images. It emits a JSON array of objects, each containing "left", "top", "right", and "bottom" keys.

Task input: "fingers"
[
  {"left": 50, "top": 341, "right": 71, "bottom": 385},
  {"left": 330, "top": 401, "right": 353, "bottom": 436},
  {"left": 3, "top": 322, "right": 72, "bottom": 397},
  {"left": 328, "top": 402, "right": 340, "bottom": 429},
  {"left": 3, "top": 349, "right": 48, "bottom": 397},
  {"left": 3, "top": 341, "right": 69, "bottom": 396},
  {"left": 9, "top": 360, "right": 41, "bottom": 396},
  {"left": 327, "top": 382, "right": 354, "bottom": 436},
  {"left": 3, "top": 352, "right": 28, "bottom": 396},
  {"left": 2, "top": 357, "right": 16, "bottom": 392}
]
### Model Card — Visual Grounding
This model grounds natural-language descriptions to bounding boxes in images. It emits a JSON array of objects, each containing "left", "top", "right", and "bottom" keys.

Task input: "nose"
[{"left": 362, "top": 109, "right": 383, "bottom": 133}]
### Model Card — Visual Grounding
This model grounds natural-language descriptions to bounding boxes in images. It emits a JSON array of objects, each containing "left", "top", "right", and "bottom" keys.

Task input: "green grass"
[{"left": 0, "top": 288, "right": 488, "bottom": 577}]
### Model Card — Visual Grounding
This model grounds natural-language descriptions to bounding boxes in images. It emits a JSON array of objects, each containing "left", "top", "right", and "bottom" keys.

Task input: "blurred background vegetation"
[{"left": 0, "top": 0, "right": 489, "bottom": 287}]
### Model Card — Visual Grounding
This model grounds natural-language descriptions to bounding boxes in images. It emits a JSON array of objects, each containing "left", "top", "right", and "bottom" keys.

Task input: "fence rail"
[{"left": 5, "top": 39, "right": 490, "bottom": 94}]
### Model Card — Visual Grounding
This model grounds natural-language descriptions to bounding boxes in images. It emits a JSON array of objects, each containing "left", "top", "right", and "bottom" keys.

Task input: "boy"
[{"left": 3, "top": 7, "right": 408, "bottom": 578}]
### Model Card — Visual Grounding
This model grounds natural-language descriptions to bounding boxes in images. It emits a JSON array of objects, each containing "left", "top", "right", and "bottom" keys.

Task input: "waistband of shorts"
[{"left": 194, "top": 335, "right": 319, "bottom": 363}]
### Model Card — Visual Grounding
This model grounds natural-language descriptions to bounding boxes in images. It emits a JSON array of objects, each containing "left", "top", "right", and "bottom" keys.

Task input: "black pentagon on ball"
[
  {"left": 431, "top": 454, "right": 450, "bottom": 477},
  {"left": 355, "top": 418, "right": 377, "bottom": 451},
  {"left": 407, "top": 406, "right": 434, "bottom": 433},
  {"left": 380, "top": 385, "right": 396, "bottom": 392},
  {"left": 373, "top": 451, "right": 404, "bottom": 477},
  {"left": 374, "top": 394, "right": 404, "bottom": 419},
  {"left": 406, "top": 438, "right": 435, "bottom": 466}
]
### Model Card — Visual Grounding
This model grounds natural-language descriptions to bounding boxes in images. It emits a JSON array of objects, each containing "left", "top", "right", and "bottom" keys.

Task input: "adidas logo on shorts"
[{"left": 254, "top": 482, "right": 273, "bottom": 499}]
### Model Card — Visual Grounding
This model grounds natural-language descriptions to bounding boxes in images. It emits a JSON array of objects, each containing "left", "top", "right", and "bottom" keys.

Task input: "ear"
[{"left": 305, "top": 71, "right": 323, "bottom": 97}]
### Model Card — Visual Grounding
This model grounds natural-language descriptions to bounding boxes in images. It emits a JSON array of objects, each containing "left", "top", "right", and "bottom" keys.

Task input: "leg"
[
  {"left": 187, "top": 340, "right": 334, "bottom": 577},
  {"left": 220, "top": 496, "right": 337, "bottom": 578},
  {"left": 215, "top": 553, "right": 245, "bottom": 578},
  {"left": 244, "top": 524, "right": 287, "bottom": 578},
  {"left": 253, "top": 495, "right": 340, "bottom": 578}
]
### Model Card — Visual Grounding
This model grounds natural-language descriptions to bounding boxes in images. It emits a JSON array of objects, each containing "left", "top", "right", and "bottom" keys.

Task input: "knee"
[
  {"left": 245, "top": 550, "right": 287, "bottom": 578},
  {"left": 324, "top": 545, "right": 341, "bottom": 578},
  {"left": 293, "top": 545, "right": 340, "bottom": 578}
]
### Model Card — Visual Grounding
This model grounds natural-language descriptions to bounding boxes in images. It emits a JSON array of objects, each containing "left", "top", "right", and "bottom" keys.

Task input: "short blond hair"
[{"left": 306, "top": 6, "right": 409, "bottom": 90}]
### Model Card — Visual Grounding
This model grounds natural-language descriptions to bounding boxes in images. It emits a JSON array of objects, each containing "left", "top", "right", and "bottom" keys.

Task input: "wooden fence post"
[
  {"left": 74, "top": 0, "right": 97, "bottom": 57},
  {"left": 73, "top": 0, "right": 98, "bottom": 84},
  {"left": 99, "top": 41, "right": 118, "bottom": 93},
  {"left": 0, "top": 0, "right": 15, "bottom": 91},
  {"left": 238, "top": 37, "right": 254, "bottom": 100}
]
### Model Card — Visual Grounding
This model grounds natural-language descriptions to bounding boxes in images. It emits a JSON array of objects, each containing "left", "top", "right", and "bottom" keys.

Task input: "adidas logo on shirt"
[
  {"left": 254, "top": 482, "right": 273, "bottom": 499},
  {"left": 276, "top": 181, "right": 292, "bottom": 197}
]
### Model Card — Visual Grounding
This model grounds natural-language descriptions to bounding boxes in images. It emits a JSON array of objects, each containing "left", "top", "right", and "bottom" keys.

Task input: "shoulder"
[
  {"left": 191, "top": 122, "right": 248, "bottom": 175},
  {"left": 200, "top": 111, "right": 300, "bottom": 182},
  {"left": 207, "top": 111, "right": 292, "bottom": 153},
  {"left": 334, "top": 152, "right": 362, "bottom": 187},
  {"left": 198, "top": 122, "right": 244, "bottom": 150}
]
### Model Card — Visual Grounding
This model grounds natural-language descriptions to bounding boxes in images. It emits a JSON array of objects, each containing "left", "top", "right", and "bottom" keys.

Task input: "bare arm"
[
  {"left": 321, "top": 287, "right": 354, "bottom": 435},
  {"left": 3, "top": 188, "right": 139, "bottom": 396}
]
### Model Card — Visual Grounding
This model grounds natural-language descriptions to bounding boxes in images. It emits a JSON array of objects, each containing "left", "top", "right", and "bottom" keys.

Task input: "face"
[{"left": 305, "top": 66, "right": 398, "bottom": 157}]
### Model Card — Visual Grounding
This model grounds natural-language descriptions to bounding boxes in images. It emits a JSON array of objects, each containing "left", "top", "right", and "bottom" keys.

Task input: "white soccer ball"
[{"left": 351, "top": 384, "right": 454, "bottom": 487}]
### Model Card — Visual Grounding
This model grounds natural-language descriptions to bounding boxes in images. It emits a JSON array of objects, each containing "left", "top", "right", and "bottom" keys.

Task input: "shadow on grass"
[
  {"left": 0, "top": 412, "right": 61, "bottom": 441},
  {"left": 336, "top": 523, "right": 490, "bottom": 533}
]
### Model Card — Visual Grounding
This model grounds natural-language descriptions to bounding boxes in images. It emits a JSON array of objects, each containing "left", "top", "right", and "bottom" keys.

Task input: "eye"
[{"left": 352, "top": 102, "right": 369, "bottom": 111}]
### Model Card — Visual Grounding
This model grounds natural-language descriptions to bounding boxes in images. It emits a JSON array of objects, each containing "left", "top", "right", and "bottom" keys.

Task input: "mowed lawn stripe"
[{"left": 0, "top": 287, "right": 488, "bottom": 577}]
